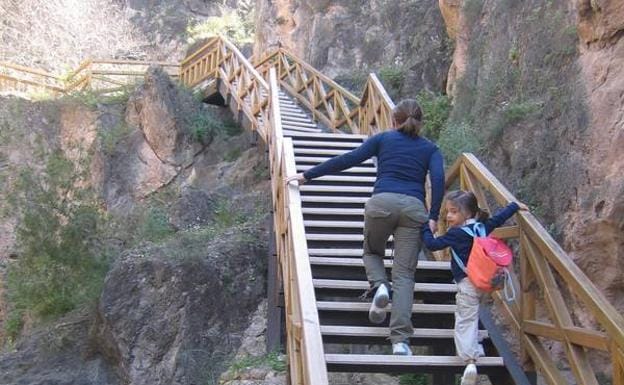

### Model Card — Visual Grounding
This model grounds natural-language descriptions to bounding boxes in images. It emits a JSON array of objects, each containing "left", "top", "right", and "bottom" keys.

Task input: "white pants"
[{"left": 455, "top": 278, "right": 485, "bottom": 362}]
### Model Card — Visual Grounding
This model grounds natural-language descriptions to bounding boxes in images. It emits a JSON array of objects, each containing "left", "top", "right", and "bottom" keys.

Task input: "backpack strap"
[
  {"left": 461, "top": 222, "right": 486, "bottom": 238},
  {"left": 451, "top": 248, "right": 467, "bottom": 273}
]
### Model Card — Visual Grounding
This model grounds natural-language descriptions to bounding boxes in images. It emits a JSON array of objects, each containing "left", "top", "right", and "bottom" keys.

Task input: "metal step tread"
[
  {"left": 285, "top": 131, "right": 368, "bottom": 140},
  {"left": 320, "top": 325, "right": 487, "bottom": 339},
  {"left": 313, "top": 279, "right": 457, "bottom": 292},
  {"left": 317, "top": 301, "right": 456, "bottom": 313},
  {"left": 309, "top": 257, "right": 450, "bottom": 271},
  {"left": 297, "top": 165, "right": 375, "bottom": 174},
  {"left": 293, "top": 140, "right": 360, "bottom": 148},
  {"left": 324, "top": 354, "right": 504, "bottom": 367},
  {"left": 295, "top": 156, "right": 373, "bottom": 165}
]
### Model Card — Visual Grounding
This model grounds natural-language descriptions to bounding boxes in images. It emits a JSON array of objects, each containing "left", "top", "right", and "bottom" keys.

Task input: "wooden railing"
[
  {"left": 180, "top": 38, "right": 328, "bottom": 385},
  {"left": 1, "top": 60, "right": 179, "bottom": 95},
  {"left": 0, "top": 62, "right": 65, "bottom": 95},
  {"left": 266, "top": 68, "right": 328, "bottom": 385},
  {"left": 445, "top": 153, "right": 624, "bottom": 385},
  {"left": 255, "top": 48, "right": 396, "bottom": 136}
]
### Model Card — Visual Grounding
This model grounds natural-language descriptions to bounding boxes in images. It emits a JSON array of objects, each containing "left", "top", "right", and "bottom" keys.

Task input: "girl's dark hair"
[
  {"left": 445, "top": 190, "right": 490, "bottom": 222},
  {"left": 393, "top": 99, "right": 423, "bottom": 137}
]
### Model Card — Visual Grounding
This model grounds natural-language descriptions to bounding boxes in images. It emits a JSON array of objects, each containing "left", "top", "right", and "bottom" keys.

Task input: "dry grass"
[{"left": 0, "top": 0, "right": 150, "bottom": 71}]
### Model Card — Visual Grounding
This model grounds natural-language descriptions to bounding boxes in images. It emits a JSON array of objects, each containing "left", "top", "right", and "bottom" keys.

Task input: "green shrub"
[
  {"left": 139, "top": 207, "right": 175, "bottom": 242},
  {"left": 437, "top": 121, "right": 481, "bottom": 164},
  {"left": 187, "top": 10, "right": 254, "bottom": 45},
  {"left": 99, "top": 122, "right": 133, "bottom": 154},
  {"left": 399, "top": 373, "right": 429, "bottom": 385},
  {"left": 416, "top": 91, "right": 451, "bottom": 141},
  {"left": 5, "top": 152, "right": 109, "bottom": 339},
  {"left": 378, "top": 66, "right": 406, "bottom": 100}
]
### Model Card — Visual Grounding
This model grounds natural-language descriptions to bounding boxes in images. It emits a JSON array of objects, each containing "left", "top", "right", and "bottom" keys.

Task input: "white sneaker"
[
  {"left": 461, "top": 363, "right": 478, "bottom": 385},
  {"left": 392, "top": 342, "right": 412, "bottom": 356},
  {"left": 368, "top": 284, "right": 389, "bottom": 324}
]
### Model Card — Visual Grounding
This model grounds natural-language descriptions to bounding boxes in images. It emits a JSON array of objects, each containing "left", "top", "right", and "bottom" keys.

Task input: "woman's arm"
[
  {"left": 300, "top": 134, "right": 382, "bottom": 180},
  {"left": 428, "top": 149, "right": 444, "bottom": 222}
]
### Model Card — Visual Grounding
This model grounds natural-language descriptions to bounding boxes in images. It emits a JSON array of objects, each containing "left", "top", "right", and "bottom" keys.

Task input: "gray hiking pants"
[{"left": 363, "top": 192, "right": 428, "bottom": 344}]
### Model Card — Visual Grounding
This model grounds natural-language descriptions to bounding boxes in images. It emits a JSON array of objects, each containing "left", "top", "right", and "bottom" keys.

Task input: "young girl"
[{"left": 421, "top": 190, "right": 527, "bottom": 385}]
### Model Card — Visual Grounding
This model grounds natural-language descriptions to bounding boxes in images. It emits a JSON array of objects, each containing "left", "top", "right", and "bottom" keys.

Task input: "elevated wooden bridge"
[{"left": 2, "top": 36, "right": 624, "bottom": 385}]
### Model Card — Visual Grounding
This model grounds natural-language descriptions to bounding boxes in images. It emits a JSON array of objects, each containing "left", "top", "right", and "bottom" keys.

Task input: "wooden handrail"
[
  {"left": 446, "top": 153, "right": 624, "bottom": 385},
  {"left": 359, "top": 73, "right": 396, "bottom": 136}
]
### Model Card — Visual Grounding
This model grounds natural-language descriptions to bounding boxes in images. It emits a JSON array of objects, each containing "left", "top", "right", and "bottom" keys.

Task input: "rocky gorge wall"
[{"left": 254, "top": 0, "right": 453, "bottom": 97}]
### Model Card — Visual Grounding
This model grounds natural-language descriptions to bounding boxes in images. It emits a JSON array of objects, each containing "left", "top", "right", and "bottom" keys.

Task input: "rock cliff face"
[
  {"left": 254, "top": 0, "right": 453, "bottom": 95},
  {"left": 0, "top": 67, "right": 271, "bottom": 384},
  {"left": 439, "top": 0, "right": 624, "bottom": 316}
]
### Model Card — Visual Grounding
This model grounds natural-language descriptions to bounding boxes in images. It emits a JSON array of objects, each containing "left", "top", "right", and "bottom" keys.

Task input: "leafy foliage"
[
  {"left": 5, "top": 151, "right": 109, "bottom": 341},
  {"left": 416, "top": 91, "right": 451, "bottom": 141}
]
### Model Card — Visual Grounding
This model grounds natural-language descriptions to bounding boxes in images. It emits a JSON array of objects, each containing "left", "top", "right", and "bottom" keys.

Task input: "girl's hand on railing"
[{"left": 285, "top": 173, "right": 307, "bottom": 185}]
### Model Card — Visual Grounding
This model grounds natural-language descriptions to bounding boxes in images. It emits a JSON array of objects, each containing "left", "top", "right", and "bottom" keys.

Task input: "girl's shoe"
[
  {"left": 461, "top": 363, "right": 478, "bottom": 385},
  {"left": 368, "top": 284, "right": 389, "bottom": 324},
  {"left": 392, "top": 342, "right": 412, "bottom": 356}
]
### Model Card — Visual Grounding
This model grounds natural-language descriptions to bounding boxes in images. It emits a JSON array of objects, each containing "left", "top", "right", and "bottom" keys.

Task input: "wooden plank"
[
  {"left": 523, "top": 335, "right": 567, "bottom": 385},
  {"left": 304, "top": 220, "right": 365, "bottom": 228},
  {"left": 287, "top": 132, "right": 368, "bottom": 140},
  {"left": 292, "top": 140, "right": 360, "bottom": 148},
  {"left": 299, "top": 185, "right": 373, "bottom": 193},
  {"left": 491, "top": 225, "right": 520, "bottom": 239},
  {"left": 307, "top": 248, "right": 393, "bottom": 257},
  {"left": 523, "top": 320, "right": 609, "bottom": 351},
  {"left": 294, "top": 148, "right": 352, "bottom": 156},
  {"left": 524, "top": 237, "right": 599, "bottom": 385},
  {"left": 308, "top": 257, "right": 450, "bottom": 271},
  {"left": 295, "top": 156, "right": 373, "bottom": 164},
  {"left": 297, "top": 165, "right": 375, "bottom": 174},
  {"left": 312, "top": 279, "right": 457, "bottom": 293},
  {"left": 320, "top": 325, "right": 487, "bottom": 339},
  {"left": 313, "top": 175, "right": 375, "bottom": 183},
  {"left": 324, "top": 354, "right": 504, "bottom": 367},
  {"left": 282, "top": 138, "right": 329, "bottom": 385},
  {"left": 306, "top": 233, "right": 380, "bottom": 241},
  {"left": 302, "top": 207, "right": 364, "bottom": 215},
  {"left": 317, "top": 301, "right": 456, "bottom": 314}
]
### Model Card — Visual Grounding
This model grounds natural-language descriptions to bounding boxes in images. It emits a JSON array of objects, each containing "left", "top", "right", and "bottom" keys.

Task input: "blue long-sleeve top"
[
  {"left": 421, "top": 202, "right": 520, "bottom": 282},
  {"left": 302, "top": 130, "right": 445, "bottom": 220}
]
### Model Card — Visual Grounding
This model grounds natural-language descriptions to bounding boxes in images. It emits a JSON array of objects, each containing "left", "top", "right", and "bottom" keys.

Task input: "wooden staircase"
[
  {"left": 5, "top": 34, "right": 624, "bottom": 385},
  {"left": 277, "top": 112, "right": 515, "bottom": 382}
]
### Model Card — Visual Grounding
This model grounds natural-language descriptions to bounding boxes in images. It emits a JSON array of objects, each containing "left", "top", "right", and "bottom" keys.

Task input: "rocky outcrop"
[
  {"left": 255, "top": 0, "right": 453, "bottom": 95},
  {"left": 92, "top": 227, "right": 268, "bottom": 385},
  {"left": 566, "top": 0, "right": 624, "bottom": 314}
]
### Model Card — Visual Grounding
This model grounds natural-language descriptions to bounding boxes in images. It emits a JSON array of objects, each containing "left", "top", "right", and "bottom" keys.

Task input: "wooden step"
[
  {"left": 320, "top": 325, "right": 488, "bottom": 340},
  {"left": 306, "top": 233, "right": 383, "bottom": 242},
  {"left": 294, "top": 155, "right": 373, "bottom": 165},
  {"left": 299, "top": 185, "right": 373, "bottom": 194},
  {"left": 301, "top": 196, "right": 370, "bottom": 204},
  {"left": 308, "top": 248, "right": 392, "bottom": 257},
  {"left": 312, "top": 175, "right": 375, "bottom": 183},
  {"left": 294, "top": 148, "right": 352, "bottom": 156},
  {"left": 280, "top": 125, "right": 322, "bottom": 133},
  {"left": 281, "top": 115, "right": 315, "bottom": 123},
  {"left": 292, "top": 140, "right": 360, "bottom": 149},
  {"left": 304, "top": 220, "right": 366, "bottom": 228},
  {"left": 286, "top": 131, "right": 367, "bottom": 140},
  {"left": 324, "top": 354, "right": 504, "bottom": 372},
  {"left": 317, "top": 301, "right": 456, "bottom": 314},
  {"left": 282, "top": 121, "right": 319, "bottom": 129},
  {"left": 297, "top": 165, "right": 375, "bottom": 174},
  {"left": 309, "top": 257, "right": 450, "bottom": 271},
  {"left": 313, "top": 279, "right": 457, "bottom": 293},
  {"left": 302, "top": 208, "right": 365, "bottom": 216}
]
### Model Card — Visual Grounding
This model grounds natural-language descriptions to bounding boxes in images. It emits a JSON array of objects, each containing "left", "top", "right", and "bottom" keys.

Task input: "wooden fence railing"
[
  {"left": 1, "top": 60, "right": 179, "bottom": 95},
  {"left": 445, "top": 153, "right": 624, "bottom": 385},
  {"left": 266, "top": 68, "right": 328, "bottom": 385},
  {"left": 180, "top": 38, "right": 328, "bottom": 385},
  {"left": 255, "top": 48, "right": 396, "bottom": 135}
]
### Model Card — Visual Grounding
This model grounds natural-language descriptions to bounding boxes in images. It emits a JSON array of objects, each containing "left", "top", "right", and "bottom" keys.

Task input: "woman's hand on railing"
[
  {"left": 285, "top": 173, "right": 307, "bottom": 185},
  {"left": 517, "top": 202, "right": 530, "bottom": 211},
  {"left": 428, "top": 219, "right": 437, "bottom": 233}
]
